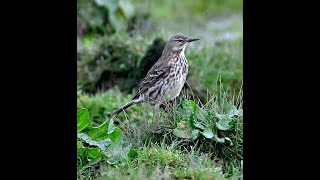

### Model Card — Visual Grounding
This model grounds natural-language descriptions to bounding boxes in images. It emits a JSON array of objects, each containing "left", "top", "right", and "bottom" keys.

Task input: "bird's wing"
[{"left": 132, "top": 60, "right": 170, "bottom": 100}]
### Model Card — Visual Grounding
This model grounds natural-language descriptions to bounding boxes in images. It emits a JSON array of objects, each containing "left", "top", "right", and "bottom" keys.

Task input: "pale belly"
[{"left": 161, "top": 80, "right": 185, "bottom": 102}]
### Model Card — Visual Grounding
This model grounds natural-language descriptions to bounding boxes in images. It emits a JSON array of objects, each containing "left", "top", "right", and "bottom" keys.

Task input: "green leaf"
[
  {"left": 87, "top": 119, "right": 110, "bottom": 141},
  {"left": 77, "top": 108, "right": 91, "bottom": 133},
  {"left": 77, "top": 145, "right": 103, "bottom": 165},
  {"left": 193, "top": 107, "right": 208, "bottom": 131},
  {"left": 173, "top": 120, "right": 196, "bottom": 139},
  {"left": 175, "top": 107, "right": 188, "bottom": 120},
  {"left": 109, "top": 127, "right": 123, "bottom": 145},
  {"left": 173, "top": 129, "right": 193, "bottom": 139},
  {"left": 87, "top": 147, "right": 101, "bottom": 160},
  {"left": 191, "top": 129, "right": 200, "bottom": 140},
  {"left": 216, "top": 115, "right": 235, "bottom": 131},
  {"left": 201, "top": 128, "right": 214, "bottom": 139},
  {"left": 176, "top": 99, "right": 194, "bottom": 120},
  {"left": 105, "top": 144, "right": 132, "bottom": 165},
  {"left": 78, "top": 133, "right": 112, "bottom": 151},
  {"left": 107, "top": 118, "right": 115, "bottom": 134},
  {"left": 192, "top": 120, "right": 205, "bottom": 130},
  {"left": 195, "top": 107, "right": 207, "bottom": 121},
  {"left": 228, "top": 105, "right": 240, "bottom": 118}
]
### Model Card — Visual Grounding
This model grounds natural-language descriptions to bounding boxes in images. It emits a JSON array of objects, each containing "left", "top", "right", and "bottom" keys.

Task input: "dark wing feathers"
[{"left": 132, "top": 60, "right": 170, "bottom": 100}]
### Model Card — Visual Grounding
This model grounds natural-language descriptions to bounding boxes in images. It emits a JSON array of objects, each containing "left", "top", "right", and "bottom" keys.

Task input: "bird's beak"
[{"left": 187, "top": 38, "right": 200, "bottom": 42}]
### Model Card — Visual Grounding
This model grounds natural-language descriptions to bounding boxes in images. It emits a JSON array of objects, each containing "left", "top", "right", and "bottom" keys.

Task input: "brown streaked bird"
[{"left": 112, "top": 34, "right": 199, "bottom": 125}]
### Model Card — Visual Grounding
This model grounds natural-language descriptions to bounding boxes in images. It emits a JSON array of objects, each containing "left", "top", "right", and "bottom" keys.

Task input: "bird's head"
[{"left": 163, "top": 34, "right": 199, "bottom": 55}]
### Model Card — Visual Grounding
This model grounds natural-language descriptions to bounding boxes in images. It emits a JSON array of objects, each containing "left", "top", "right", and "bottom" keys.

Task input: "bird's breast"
[{"left": 161, "top": 56, "right": 188, "bottom": 102}]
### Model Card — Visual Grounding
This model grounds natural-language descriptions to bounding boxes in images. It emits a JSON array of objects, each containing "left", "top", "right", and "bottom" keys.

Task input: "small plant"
[
  {"left": 77, "top": 108, "right": 136, "bottom": 170},
  {"left": 173, "top": 98, "right": 241, "bottom": 145}
]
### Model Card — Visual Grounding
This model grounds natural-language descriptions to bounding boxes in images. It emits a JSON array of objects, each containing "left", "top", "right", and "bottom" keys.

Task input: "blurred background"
[
  {"left": 77, "top": 0, "right": 242, "bottom": 124},
  {"left": 77, "top": 0, "right": 242, "bottom": 178}
]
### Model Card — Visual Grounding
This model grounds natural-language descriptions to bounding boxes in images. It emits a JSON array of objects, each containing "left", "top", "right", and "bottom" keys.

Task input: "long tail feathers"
[{"left": 112, "top": 101, "right": 135, "bottom": 115}]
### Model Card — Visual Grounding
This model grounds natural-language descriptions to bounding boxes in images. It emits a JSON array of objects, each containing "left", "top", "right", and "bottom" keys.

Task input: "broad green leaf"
[
  {"left": 77, "top": 133, "right": 112, "bottom": 151},
  {"left": 201, "top": 128, "right": 214, "bottom": 139},
  {"left": 215, "top": 113, "right": 224, "bottom": 119},
  {"left": 175, "top": 106, "right": 188, "bottom": 120},
  {"left": 228, "top": 105, "right": 240, "bottom": 118},
  {"left": 87, "top": 147, "right": 101, "bottom": 160},
  {"left": 191, "top": 129, "right": 200, "bottom": 140},
  {"left": 77, "top": 108, "right": 91, "bottom": 133},
  {"left": 109, "top": 127, "right": 123, "bottom": 145},
  {"left": 216, "top": 115, "right": 235, "bottom": 131},
  {"left": 87, "top": 119, "right": 110, "bottom": 141},
  {"left": 174, "top": 120, "right": 193, "bottom": 139},
  {"left": 105, "top": 144, "right": 132, "bottom": 165},
  {"left": 192, "top": 120, "right": 205, "bottom": 130},
  {"left": 107, "top": 118, "right": 115, "bottom": 134},
  {"left": 77, "top": 145, "right": 103, "bottom": 165},
  {"left": 173, "top": 128, "right": 193, "bottom": 139},
  {"left": 216, "top": 122, "right": 230, "bottom": 130},
  {"left": 195, "top": 107, "right": 207, "bottom": 121},
  {"left": 176, "top": 99, "right": 193, "bottom": 120}
]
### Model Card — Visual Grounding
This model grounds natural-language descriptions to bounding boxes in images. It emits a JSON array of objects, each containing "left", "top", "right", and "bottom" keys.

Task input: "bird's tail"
[{"left": 112, "top": 101, "right": 135, "bottom": 115}]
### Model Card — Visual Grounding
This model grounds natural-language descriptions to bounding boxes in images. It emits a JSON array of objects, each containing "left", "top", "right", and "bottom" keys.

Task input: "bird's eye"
[{"left": 178, "top": 39, "right": 182, "bottom": 42}]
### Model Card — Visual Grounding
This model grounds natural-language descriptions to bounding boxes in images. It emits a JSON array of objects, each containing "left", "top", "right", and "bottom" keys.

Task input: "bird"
[{"left": 112, "top": 34, "right": 199, "bottom": 126}]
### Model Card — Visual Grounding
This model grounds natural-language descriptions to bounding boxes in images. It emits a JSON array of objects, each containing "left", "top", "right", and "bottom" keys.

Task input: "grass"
[
  {"left": 187, "top": 39, "right": 243, "bottom": 96},
  {"left": 77, "top": 81, "right": 243, "bottom": 179},
  {"left": 134, "top": 0, "right": 242, "bottom": 19},
  {"left": 99, "top": 143, "right": 228, "bottom": 180},
  {"left": 77, "top": 131, "right": 237, "bottom": 179}
]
